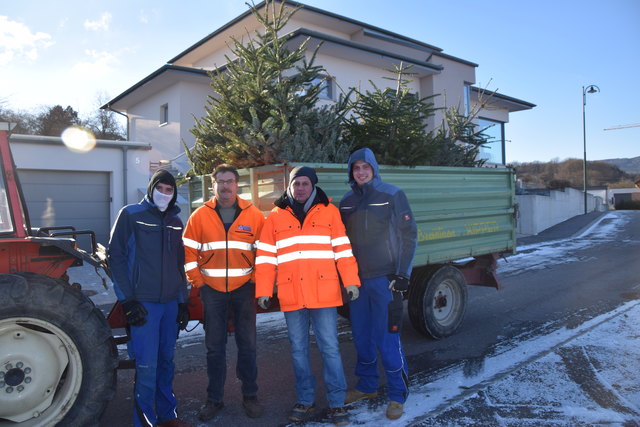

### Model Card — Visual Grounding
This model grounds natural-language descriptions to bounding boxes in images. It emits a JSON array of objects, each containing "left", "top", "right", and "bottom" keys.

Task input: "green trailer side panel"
[{"left": 188, "top": 163, "right": 516, "bottom": 269}]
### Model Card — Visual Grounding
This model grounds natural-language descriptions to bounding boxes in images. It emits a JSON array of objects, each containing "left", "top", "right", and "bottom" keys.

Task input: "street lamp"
[{"left": 582, "top": 84, "right": 600, "bottom": 214}]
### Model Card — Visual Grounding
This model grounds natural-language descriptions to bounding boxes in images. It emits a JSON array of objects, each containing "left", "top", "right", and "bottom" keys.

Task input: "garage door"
[{"left": 18, "top": 169, "right": 111, "bottom": 248}]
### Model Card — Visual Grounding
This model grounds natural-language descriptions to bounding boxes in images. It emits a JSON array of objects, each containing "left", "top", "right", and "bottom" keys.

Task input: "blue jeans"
[
  {"left": 349, "top": 276, "right": 409, "bottom": 403},
  {"left": 284, "top": 307, "right": 346, "bottom": 408},
  {"left": 200, "top": 282, "right": 258, "bottom": 403},
  {"left": 128, "top": 300, "right": 179, "bottom": 427}
]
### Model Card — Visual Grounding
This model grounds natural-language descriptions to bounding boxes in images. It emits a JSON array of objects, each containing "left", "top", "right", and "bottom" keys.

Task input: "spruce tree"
[
  {"left": 344, "top": 64, "right": 491, "bottom": 167},
  {"left": 188, "top": 0, "right": 351, "bottom": 174},
  {"left": 344, "top": 63, "right": 438, "bottom": 166},
  {"left": 429, "top": 105, "right": 489, "bottom": 167}
]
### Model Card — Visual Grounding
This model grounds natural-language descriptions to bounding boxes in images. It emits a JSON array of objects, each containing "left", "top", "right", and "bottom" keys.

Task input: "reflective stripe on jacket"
[
  {"left": 255, "top": 188, "right": 360, "bottom": 312},
  {"left": 183, "top": 197, "right": 264, "bottom": 292}
]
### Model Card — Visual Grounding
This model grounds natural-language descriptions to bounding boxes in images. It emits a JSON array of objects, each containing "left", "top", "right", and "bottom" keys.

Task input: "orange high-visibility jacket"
[
  {"left": 183, "top": 197, "right": 264, "bottom": 292},
  {"left": 255, "top": 190, "right": 360, "bottom": 312}
]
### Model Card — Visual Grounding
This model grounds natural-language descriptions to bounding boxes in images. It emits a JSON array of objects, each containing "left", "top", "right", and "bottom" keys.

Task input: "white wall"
[
  {"left": 516, "top": 187, "right": 605, "bottom": 236},
  {"left": 317, "top": 52, "right": 421, "bottom": 99},
  {"left": 128, "top": 81, "right": 212, "bottom": 174},
  {"left": 177, "top": 81, "right": 213, "bottom": 172},
  {"left": 430, "top": 55, "right": 476, "bottom": 110},
  {"left": 129, "top": 87, "right": 182, "bottom": 164}
]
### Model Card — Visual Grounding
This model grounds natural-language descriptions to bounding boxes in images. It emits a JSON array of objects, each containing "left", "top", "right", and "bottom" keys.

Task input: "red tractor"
[
  {"left": 0, "top": 123, "right": 270, "bottom": 425},
  {"left": 0, "top": 124, "right": 118, "bottom": 425}
]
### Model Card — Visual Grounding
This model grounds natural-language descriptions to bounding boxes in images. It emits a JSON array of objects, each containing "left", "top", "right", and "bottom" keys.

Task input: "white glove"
[
  {"left": 257, "top": 296, "right": 271, "bottom": 310},
  {"left": 346, "top": 285, "right": 359, "bottom": 301}
]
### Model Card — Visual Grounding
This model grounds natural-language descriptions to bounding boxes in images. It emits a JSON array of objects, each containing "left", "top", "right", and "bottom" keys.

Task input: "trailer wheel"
[
  {"left": 0, "top": 273, "right": 117, "bottom": 426},
  {"left": 408, "top": 265, "right": 467, "bottom": 339}
]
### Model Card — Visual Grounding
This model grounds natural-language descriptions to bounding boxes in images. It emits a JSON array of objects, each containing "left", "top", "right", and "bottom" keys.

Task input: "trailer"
[{"left": 188, "top": 162, "right": 517, "bottom": 339}]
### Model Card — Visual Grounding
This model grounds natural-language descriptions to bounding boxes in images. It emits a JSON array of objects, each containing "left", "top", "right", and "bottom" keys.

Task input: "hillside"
[
  {"left": 600, "top": 156, "right": 640, "bottom": 174},
  {"left": 511, "top": 158, "right": 639, "bottom": 189}
]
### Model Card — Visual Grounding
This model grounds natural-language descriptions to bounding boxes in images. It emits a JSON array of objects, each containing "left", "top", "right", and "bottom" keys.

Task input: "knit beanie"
[{"left": 289, "top": 166, "right": 318, "bottom": 186}]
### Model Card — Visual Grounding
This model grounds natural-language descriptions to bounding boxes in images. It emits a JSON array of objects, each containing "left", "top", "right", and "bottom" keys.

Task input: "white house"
[{"left": 103, "top": 0, "right": 534, "bottom": 174}]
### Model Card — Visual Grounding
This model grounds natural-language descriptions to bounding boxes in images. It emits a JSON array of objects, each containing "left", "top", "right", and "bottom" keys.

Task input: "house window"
[
  {"left": 477, "top": 118, "right": 505, "bottom": 164},
  {"left": 463, "top": 84, "right": 471, "bottom": 116},
  {"left": 298, "top": 76, "right": 333, "bottom": 100},
  {"left": 160, "top": 104, "right": 169, "bottom": 125},
  {"left": 0, "top": 166, "right": 14, "bottom": 233},
  {"left": 315, "top": 76, "right": 333, "bottom": 100},
  {"left": 294, "top": 75, "right": 334, "bottom": 100}
]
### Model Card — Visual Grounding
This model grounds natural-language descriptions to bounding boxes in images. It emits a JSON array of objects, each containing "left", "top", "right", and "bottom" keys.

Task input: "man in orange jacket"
[
  {"left": 183, "top": 164, "right": 265, "bottom": 421},
  {"left": 255, "top": 166, "right": 360, "bottom": 426}
]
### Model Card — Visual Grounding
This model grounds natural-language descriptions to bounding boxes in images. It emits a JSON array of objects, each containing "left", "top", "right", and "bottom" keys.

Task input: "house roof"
[
  {"left": 283, "top": 28, "right": 443, "bottom": 76},
  {"left": 471, "top": 86, "right": 536, "bottom": 113},
  {"left": 168, "top": 0, "right": 450, "bottom": 64},
  {"left": 104, "top": 1, "right": 507, "bottom": 111},
  {"left": 101, "top": 65, "right": 210, "bottom": 110}
]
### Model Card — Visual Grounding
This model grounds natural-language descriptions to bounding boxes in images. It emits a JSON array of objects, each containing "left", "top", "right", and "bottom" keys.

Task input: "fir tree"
[
  {"left": 344, "top": 63, "right": 438, "bottom": 166},
  {"left": 188, "top": 0, "right": 351, "bottom": 174},
  {"left": 429, "top": 105, "right": 489, "bottom": 167},
  {"left": 344, "top": 64, "right": 491, "bottom": 167}
]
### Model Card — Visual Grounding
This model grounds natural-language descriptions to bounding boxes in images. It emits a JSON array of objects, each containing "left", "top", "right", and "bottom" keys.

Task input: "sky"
[
  {"left": 1, "top": 0, "right": 639, "bottom": 163},
  {"left": 76, "top": 210, "right": 640, "bottom": 425}
]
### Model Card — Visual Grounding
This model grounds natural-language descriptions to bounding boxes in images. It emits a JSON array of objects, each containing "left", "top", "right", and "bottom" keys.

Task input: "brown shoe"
[
  {"left": 326, "top": 406, "right": 349, "bottom": 426},
  {"left": 157, "top": 418, "right": 193, "bottom": 427},
  {"left": 197, "top": 400, "right": 224, "bottom": 422},
  {"left": 243, "top": 395, "right": 264, "bottom": 418},
  {"left": 386, "top": 401, "right": 403, "bottom": 420},
  {"left": 289, "top": 403, "right": 316, "bottom": 422},
  {"left": 344, "top": 388, "right": 378, "bottom": 404}
]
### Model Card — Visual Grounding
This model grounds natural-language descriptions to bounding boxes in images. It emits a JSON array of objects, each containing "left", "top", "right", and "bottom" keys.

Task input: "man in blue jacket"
[
  {"left": 109, "top": 169, "right": 191, "bottom": 427},
  {"left": 339, "top": 148, "right": 417, "bottom": 420}
]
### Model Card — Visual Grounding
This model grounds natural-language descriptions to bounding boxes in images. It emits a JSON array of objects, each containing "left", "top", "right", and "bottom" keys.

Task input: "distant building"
[
  {"left": 104, "top": 0, "right": 534, "bottom": 173},
  {"left": 610, "top": 187, "right": 640, "bottom": 206}
]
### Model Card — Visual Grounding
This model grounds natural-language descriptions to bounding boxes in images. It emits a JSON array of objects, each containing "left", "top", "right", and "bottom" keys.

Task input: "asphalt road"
[{"left": 99, "top": 211, "right": 640, "bottom": 426}]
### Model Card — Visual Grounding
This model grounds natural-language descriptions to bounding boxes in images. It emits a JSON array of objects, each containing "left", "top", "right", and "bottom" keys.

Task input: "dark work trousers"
[
  {"left": 128, "top": 300, "right": 179, "bottom": 426},
  {"left": 348, "top": 276, "right": 409, "bottom": 403},
  {"left": 200, "top": 282, "right": 258, "bottom": 403}
]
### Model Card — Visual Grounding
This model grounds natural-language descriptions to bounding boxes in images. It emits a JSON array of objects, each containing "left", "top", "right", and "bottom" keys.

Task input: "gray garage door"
[{"left": 18, "top": 169, "right": 111, "bottom": 248}]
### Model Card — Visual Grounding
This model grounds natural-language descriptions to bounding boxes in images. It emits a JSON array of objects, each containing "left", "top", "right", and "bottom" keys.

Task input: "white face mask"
[{"left": 153, "top": 188, "right": 174, "bottom": 212}]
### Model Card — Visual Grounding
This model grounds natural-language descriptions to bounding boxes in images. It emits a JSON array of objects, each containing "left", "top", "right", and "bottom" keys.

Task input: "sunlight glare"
[{"left": 61, "top": 126, "right": 96, "bottom": 152}]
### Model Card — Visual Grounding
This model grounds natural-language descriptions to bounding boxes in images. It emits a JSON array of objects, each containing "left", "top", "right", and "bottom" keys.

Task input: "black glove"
[
  {"left": 122, "top": 300, "right": 147, "bottom": 327},
  {"left": 388, "top": 275, "right": 410, "bottom": 292},
  {"left": 177, "top": 303, "right": 190, "bottom": 330}
]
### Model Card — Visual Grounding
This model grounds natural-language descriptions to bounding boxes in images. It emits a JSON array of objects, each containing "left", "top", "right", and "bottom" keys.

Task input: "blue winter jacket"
[
  {"left": 339, "top": 148, "right": 417, "bottom": 279},
  {"left": 108, "top": 197, "right": 187, "bottom": 303}
]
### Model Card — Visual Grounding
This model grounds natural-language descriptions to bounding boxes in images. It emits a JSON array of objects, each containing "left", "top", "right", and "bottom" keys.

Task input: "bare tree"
[
  {"left": 86, "top": 92, "right": 126, "bottom": 140},
  {"left": 0, "top": 102, "right": 38, "bottom": 134}
]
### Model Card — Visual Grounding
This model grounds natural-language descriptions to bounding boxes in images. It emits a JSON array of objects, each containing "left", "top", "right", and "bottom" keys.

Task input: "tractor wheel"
[
  {"left": 408, "top": 265, "right": 467, "bottom": 339},
  {"left": 0, "top": 273, "right": 117, "bottom": 426}
]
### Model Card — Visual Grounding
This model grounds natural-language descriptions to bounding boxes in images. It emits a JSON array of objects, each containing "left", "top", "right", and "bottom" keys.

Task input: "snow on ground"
[
  {"left": 499, "top": 211, "right": 634, "bottom": 276},
  {"left": 365, "top": 301, "right": 639, "bottom": 426}
]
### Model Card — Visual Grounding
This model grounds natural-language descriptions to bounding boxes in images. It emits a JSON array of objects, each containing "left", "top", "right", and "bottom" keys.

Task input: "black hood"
[{"left": 147, "top": 169, "right": 178, "bottom": 210}]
